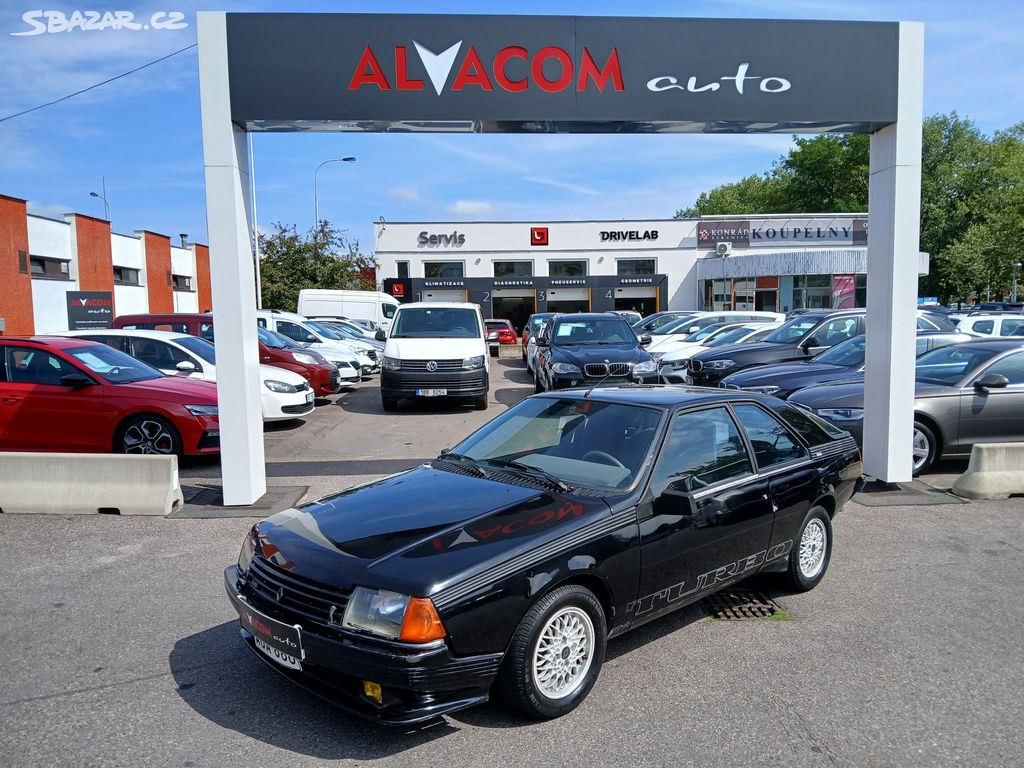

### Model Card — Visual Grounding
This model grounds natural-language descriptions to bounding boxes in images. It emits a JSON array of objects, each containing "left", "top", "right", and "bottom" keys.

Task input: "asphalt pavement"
[{"left": 1, "top": 359, "right": 1022, "bottom": 767}]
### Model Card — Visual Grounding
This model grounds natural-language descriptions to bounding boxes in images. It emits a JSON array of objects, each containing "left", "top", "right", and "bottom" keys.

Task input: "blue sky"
[{"left": 1, "top": 0, "right": 1022, "bottom": 255}]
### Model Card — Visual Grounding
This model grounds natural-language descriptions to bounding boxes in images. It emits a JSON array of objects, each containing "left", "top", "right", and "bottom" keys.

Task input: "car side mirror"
[
  {"left": 487, "top": 331, "right": 500, "bottom": 341},
  {"left": 59, "top": 373, "right": 94, "bottom": 388},
  {"left": 536, "top": 337, "right": 549, "bottom": 348},
  {"left": 654, "top": 488, "right": 698, "bottom": 518},
  {"left": 801, "top": 337, "right": 821, "bottom": 352},
  {"left": 304, "top": 333, "right": 318, "bottom": 343},
  {"left": 176, "top": 360, "right": 197, "bottom": 373},
  {"left": 374, "top": 330, "right": 387, "bottom": 342},
  {"left": 974, "top": 373, "right": 1009, "bottom": 391},
  {"left": 639, "top": 334, "right": 652, "bottom": 346},
  {"left": 689, "top": 325, "right": 700, "bottom": 333}
]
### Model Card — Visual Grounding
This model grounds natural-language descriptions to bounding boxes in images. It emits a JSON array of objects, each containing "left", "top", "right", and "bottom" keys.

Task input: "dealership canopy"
[{"left": 198, "top": 12, "right": 923, "bottom": 504}]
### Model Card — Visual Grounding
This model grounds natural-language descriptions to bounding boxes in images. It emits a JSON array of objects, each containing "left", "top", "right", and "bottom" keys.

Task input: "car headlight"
[
  {"left": 704, "top": 360, "right": 736, "bottom": 370},
  {"left": 292, "top": 352, "right": 318, "bottom": 365},
  {"left": 649, "top": 351, "right": 666, "bottom": 361},
  {"left": 237, "top": 527, "right": 257, "bottom": 575},
  {"left": 551, "top": 362, "right": 582, "bottom": 374},
  {"left": 462, "top": 355, "right": 485, "bottom": 370},
  {"left": 816, "top": 407, "right": 864, "bottom": 421},
  {"left": 633, "top": 360, "right": 657, "bottom": 374},
  {"left": 743, "top": 385, "right": 781, "bottom": 395},
  {"left": 383, "top": 356, "right": 401, "bottom": 370},
  {"left": 263, "top": 379, "right": 297, "bottom": 393},
  {"left": 342, "top": 586, "right": 446, "bottom": 643},
  {"left": 185, "top": 404, "right": 219, "bottom": 416}
]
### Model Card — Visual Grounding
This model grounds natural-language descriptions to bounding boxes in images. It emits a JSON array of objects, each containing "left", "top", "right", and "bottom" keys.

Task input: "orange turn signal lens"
[
  {"left": 399, "top": 597, "right": 446, "bottom": 643},
  {"left": 362, "top": 679, "right": 383, "bottom": 705}
]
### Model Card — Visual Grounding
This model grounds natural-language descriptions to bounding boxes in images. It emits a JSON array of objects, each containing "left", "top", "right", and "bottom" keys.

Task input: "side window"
[
  {"left": 256, "top": 318, "right": 267, "bottom": 328},
  {"left": 915, "top": 337, "right": 929, "bottom": 356},
  {"left": 6, "top": 348, "right": 77, "bottom": 386},
  {"left": 277, "top": 321, "right": 308, "bottom": 342},
  {"left": 733, "top": 405, "right": 807, "bottom": 469},
  {"left": 815, "top": 317, "right": 860, "bottom": 346},
  {"left": 999, "top": 318, "right": 1024, "bottom": 337},
  {"left": 982, "top": 352, "right": 1024, "bottom": 385},
  {"left": 916, "top": 316, "right": 937, "bottom": 331},
  {"left": 650, "top": 407, "right": 753, "bottom": 496},
  {"left": 200, "top": 323, "right": 215, "bottom": 341},
  {"left": 129, "top": 339, "right": 192, "bottom": 370},
  {"left": 971, "top": 320, "right": 994, "bottom": 335}
]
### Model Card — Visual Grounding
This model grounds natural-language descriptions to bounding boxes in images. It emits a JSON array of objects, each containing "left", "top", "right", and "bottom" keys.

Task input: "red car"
[
  {"left": 112, "top": 313, "right": 342, "bottom": 396},
  {"left": 485, "top": 319, "right": 517, "bottom": 356},
  {"left": 0, "top": 337, "right": 220, "bottom": 456}
]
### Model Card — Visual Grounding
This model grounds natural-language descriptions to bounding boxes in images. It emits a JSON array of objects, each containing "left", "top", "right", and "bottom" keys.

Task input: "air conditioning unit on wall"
[{"left": 715, "top": 242, "right": 732, "bottom": 256}]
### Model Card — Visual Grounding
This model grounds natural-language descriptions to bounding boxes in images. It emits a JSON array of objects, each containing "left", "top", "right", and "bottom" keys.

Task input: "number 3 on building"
[{"left": 537, "top": 290, "right": 545, "bottom": 302}]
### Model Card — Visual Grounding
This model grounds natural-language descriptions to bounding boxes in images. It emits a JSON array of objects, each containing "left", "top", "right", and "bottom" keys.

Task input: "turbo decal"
[{"left": 626, "top": 540, "right": 793, "bottom": 617}]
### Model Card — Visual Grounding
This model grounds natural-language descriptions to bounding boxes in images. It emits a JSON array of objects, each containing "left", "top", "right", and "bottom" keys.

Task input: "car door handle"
[{"left": 2, "top": 395, "right": 24, "bottom": 405}]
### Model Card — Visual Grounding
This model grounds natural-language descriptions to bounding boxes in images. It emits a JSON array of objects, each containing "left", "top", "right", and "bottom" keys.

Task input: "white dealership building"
[{"left": 375, "top": 213, "right": 928, "bottom": 331}]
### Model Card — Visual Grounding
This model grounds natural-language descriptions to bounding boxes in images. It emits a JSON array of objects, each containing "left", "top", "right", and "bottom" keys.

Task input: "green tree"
[
  {"left": 779, "top": 134, "right": 869, "bottom": 212},
  {"left": 258, "top": 220, "right": 378, "bottom": 311}
]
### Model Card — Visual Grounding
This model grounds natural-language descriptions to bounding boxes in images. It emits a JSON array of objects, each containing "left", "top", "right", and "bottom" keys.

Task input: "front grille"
[
  {"left": 400, "top": 375, "right": 485, "bottom": 390},
  {"left": 402, "top": 359, "right": 463, "bottom": 372},
  {"left": 330, "top": 369, "right": 342, "bottom": 385},
  {"left": 584, "top": 362, "right": 632, "bottom": 377},
  {"left": 689, "top": 360, "right": 704, "bottom": 372},
  {"left": 244, "top": 556, "right": 350, "bottom": 628},
  {"left": 281, "top": 402, "right": 314, "bottom": 415},
  {"left": 721, "top": 382, "right": 740, "bottom": 389},
  {"left": 365, "top": 350, "right": 378, "bottom": 362}
]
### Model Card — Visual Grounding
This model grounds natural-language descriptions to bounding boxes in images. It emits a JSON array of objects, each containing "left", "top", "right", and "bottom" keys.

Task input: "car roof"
[
  {"left": 395, "top": 302, "right": 480, "bottom": 310},
  {"left": 958, "top": 314, "right": 1017, "bottom": 321},
  {"left": 952, "top": 338, "right": 1024, "bottom": 351},
  {"left": 115, "top": 312, "right": 212, "bottom": 321},
  {"left": 534, "top": 384, "right": 783, "bottom": 409},
  {"left": 63, "top": 329, "right": 194, "bottom": 342},
  {"left": 0, "top": 336, "right": 101, "bottom": 349},
  {"left": 551, "top": 312, "right": 626, "bottom": 322}
]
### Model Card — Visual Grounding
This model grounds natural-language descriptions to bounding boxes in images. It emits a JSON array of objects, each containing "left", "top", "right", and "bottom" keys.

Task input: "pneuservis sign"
[{"left": 225, "top": 15, "right": 900, "bottom": 129}]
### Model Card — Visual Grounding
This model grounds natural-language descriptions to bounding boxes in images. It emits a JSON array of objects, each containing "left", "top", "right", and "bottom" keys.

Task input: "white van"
[
  {"left": 379, "top": 302, "right": 489, "bottom": 411},
  {"left": 297, "top": 289, "right": 400, "bottom": 331}
]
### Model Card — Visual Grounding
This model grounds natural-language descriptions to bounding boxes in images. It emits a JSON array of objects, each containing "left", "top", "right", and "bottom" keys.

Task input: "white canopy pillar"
[
  {"left": 197, "top": 12, "right": 266, "bottom": 505},
  {"left": 863, "top": 21, "right": 924, "bottom": 483}
]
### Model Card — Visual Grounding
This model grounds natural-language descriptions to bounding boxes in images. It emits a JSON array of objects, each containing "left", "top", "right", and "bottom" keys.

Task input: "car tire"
[
  {"left": 534, "top": 367, "right": 544, "bottom": 393},
  {"left": 782, "top": 506, "right": 833, "bottom": 593},
  {"left": 473, "top": 394, "right": 488, "bottom": 411},
  {"left": 115, "top": 414, "right": 181, "bottom": 456},
  {"left": 912, "top": 420, "right": 937, "bottom": 477},
  {"left": 498, "top": 584, "right": 607, "bottom": 720},
  {"left": 381, "top": 395, "right": 399, "bottom": 412}
]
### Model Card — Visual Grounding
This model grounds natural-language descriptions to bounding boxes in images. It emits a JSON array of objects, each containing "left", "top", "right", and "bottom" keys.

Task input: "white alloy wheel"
[
  {"left": 912, "top": 426, "right": 931, "bottom": 473},
  {"left": 798, "top": 518, "right": 827, "bottom": 579},
  {"left": 531, "top": 606, "right": 595, "bottom": 700}
]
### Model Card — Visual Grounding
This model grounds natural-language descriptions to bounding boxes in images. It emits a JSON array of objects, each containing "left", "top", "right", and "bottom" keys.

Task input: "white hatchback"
[
  {"left": 64, "top": 329, "right": 314, "bottom": 422},
  {"left": 957, "top": 314, "right": 1024, "bottom": 338}
]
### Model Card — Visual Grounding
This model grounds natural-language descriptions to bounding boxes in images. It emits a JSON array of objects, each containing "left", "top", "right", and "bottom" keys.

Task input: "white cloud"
[
  {"left": 387, "top": 185, "right": 423, "bottom": 203},
  {"left": 524, "top": 176, "right": 600, "bottom": 196},
  {"left": 26, "top": 201, "right": 74, "bottom": 219},
  {"left": 447, "top": 200, "right": 502, "bottom": 217}
]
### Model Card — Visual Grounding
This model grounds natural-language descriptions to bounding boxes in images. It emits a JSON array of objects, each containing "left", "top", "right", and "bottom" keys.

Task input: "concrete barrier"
[
  {"left": 951, "top": 443, "right": 1024, "bottom": 500},
  {"left": 0, "top": 453, "right": 184, "bottom": 516},
  {"left": 498, "top": 344, "right": 521, "bottom": 359}
]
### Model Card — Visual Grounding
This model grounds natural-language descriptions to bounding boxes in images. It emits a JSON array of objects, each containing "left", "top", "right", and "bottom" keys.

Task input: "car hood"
[
  {"left": 384, "top": 337, "right": 484, "bottom": 359},
  {"left": 309, "top": 340, "right": 359, "bottom": 362},
  {"left": 113, "top": 375, "right": 219, "bottom": 401},
  {"left": 790, "top": 379, "right": 954, "bottom": 409},
  {"left": 722, "top": 362, "right": 847, "bottom": 386},
  {"left": 550, "top": 343, "right": 650, "bottom": 368},
  {"left": 250, "top": 464, "right": 610, "bottom": 597}
]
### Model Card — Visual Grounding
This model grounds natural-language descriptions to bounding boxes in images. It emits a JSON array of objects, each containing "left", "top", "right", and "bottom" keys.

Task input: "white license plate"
[
  {"left": 416, "top": 388, "right": 448, "bottom": 397},
  {"left": 254, "top": 635, "right": 302, "bottom": 670},
  {"left": 305, "top": 392, "right": 314, "bottom": 404}
]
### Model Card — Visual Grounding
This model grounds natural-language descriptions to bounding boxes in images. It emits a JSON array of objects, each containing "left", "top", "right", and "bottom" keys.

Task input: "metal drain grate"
[{"left": 701, "top": 590, "right": 784, "bottom": 620}]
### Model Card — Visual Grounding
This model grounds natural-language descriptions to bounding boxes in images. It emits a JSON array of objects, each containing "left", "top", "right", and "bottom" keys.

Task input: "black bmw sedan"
[
  {"left": 534, "top": 312, "right": 658, "bottom": 391},
  {"left": 225, "top": 387, "right": 863, "bottom": 724}
]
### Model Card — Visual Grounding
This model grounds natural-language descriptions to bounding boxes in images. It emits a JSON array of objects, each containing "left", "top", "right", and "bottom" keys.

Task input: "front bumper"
[
  {"left": 261, "top": 388, "right": 315, "bottom": 421},
  {"left": 224, "top": 566, "right": 500, "bottom": 725},
  {"left": 548, "top": 371, "right": 659, "bottom": 389},
  {"left": 381, "top": 368, "right": 488, "bottom": 399}
]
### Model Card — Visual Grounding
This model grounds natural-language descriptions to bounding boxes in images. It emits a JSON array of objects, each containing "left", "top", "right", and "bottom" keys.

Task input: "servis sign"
[{"left": 224, "top": 14, "right": 899, "bottom": 129}]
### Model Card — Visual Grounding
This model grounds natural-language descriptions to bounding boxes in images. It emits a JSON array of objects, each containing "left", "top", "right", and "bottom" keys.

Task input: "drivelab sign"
[
  {"left": 225, "top": 15, "right": 900, "bottom": 131},
  {"left": 697, "top": 217, "right": 869, "bottom": 248},
  {"left": 66, "top": 291, "right": 113, "bottom": 330}
]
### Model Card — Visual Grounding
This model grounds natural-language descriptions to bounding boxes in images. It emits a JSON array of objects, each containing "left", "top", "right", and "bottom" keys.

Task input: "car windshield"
[
  {"left": 813, "top": 335, "right": 867, "bottom": 367},
  {"left": 651, "top": 315, "right": 697, "bottom": 335},
  {"left": 390, "top": 307, "right": 481, "bottom": 338},
  {"left": 683, "top": 323, "right": 731, "bottom": 343},
  {"left": 67, "top": 344, "right": 162, "bottom": 384},
  {"left": 915, "top": 345, "right": 1001, "bottom": 385},
  {"left": 530, "top": 314, "right": 555, "bottom": 333},
  {"left": 764, "top": 316, "right": 821, "bottom": 343},
  {"left": 323, "top": 322, "right": 361, "bottom": 339},
  {"left": 707, "top": 326, "right": 759, "bottom": 347},
  {"left": 452, "top": 397, "right": 663, "bottom": 489},
  {"left": 176, "top": 336, "right": 217, "bottom": 365},
  {"left": 552, "top": 317, "right": 636, "bottom": 346},
  {"left": 257, "top": 326, "right": 287, "bottom": 349},
  {"left": 305, "top": 320, "right": 345, "bottom": 341}
]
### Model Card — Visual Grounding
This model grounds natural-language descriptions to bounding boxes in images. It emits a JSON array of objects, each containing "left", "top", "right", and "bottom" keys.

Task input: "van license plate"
[{"left": 416, "top": 388, "right": 448, "bottom": 397}]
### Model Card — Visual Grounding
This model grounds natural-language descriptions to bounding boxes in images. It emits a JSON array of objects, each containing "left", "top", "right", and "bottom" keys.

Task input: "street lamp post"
[
  {"left": 1014, "top": 262, "right": 1022, "bottom": 303},
  {"left": 89, "top": 177, "right": 110, "bottom": 221},
  {"left": 313, "top": 156, "right": 356, "bottom": 230}
]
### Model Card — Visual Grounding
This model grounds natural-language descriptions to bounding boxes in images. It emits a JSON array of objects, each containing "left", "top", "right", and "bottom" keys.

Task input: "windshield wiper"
[
  {"left": 436, "top": 451, "right": 491, "bottom": 478},
  {"left": 495, "top": 460, "right": 571, "bottom": 492}
]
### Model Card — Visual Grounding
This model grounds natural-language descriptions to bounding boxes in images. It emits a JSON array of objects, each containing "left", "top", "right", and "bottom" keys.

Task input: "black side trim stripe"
[{"left": 434, "top": 508, "right": 636, "bottom": 609}]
